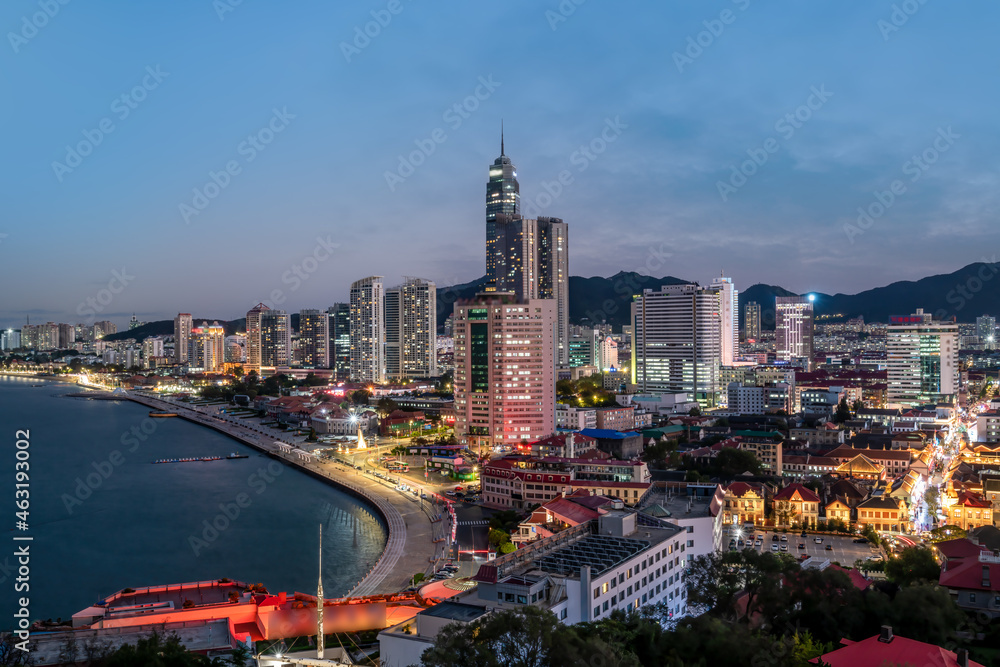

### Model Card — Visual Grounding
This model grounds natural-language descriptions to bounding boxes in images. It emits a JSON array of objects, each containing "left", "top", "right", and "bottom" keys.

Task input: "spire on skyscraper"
[{"left": 501, "top": 119, "right": 504, "bottom": 157}]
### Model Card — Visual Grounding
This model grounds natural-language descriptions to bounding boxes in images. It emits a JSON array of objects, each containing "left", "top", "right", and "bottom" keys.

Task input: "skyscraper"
[
  {"left": 188, "top": 324, "right": 224, "bottom": 372},
  {"left": 977, "top": 314, "right": 996, "bottom": 350},
  {"left": 453, "top": 292, "right": 556, "bottom": 451},
  {"left": 744, "top": 301, "right": 761, "bottom": 341},
  {"left": 299, "top": 309, "right": 330, "bottom": 368},
  {"left": 350, "top": 276, "right": 385, "bottom": 383},
  {"left": 260, "top": 310, "right": 291, "bottom": 368},
  {"left": 385, "top": 278, "right": 437, "bottom": 380},
  {"left": 630, "top": 283, "right": 726, "bottom": 406},
  {"left": 887, "top": 309, "right": 958, "bottom": 407},
  {"left": 491, "top": 215, "right": 569, "bottom": 365},
  {"left": 775, "top": 296, "right": 814, "bottom": 370},
  {"left": 712, "top": 275, "right": 739, "bottom": 366},
  {"left": 327, "top": 303, "right": 351, "bottom": 379},
  {"left": 173, "top": 313, "right": 192, "bottom": 365},
  {"left": 245, "top": 303, "right": 269, "bottom": 374},
  {"left": 485, "top": 128, "right": 520, "bottom": 281}
]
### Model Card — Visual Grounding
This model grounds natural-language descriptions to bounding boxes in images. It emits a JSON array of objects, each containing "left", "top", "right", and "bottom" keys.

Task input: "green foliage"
[
  {"left": 376, "top": 396, "right": 399, "bottom": 415},
  {"left": 884, "top": 547, "right": 941, "bottom": 587},
  {"left": 350, "top": 389, "right": 371, "bottom": 405},
  {"left": 714, "top": 448, "right": 762, "bottom": 477},
  {"left": 832, "top": 397, "right": 852, "bottom": 424},
  {"left": 488, "top": 528, "right": 511, "bottom": 548},
  {"left": 500, "top": 541, "right": 516, "bottom": 554},
  {"left": 97, "top": 630, "right": 224, "bottom": 666}
]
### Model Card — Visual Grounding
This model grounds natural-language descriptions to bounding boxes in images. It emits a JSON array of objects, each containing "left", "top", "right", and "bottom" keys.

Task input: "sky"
[{"left": 3, "top": 1, "right": 999, "bottom": 329}]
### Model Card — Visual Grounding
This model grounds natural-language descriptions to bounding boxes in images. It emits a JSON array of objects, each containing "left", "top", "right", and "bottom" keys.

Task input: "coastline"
[{"left": 117, "top": 390, "right": 441, "bottom": 597}]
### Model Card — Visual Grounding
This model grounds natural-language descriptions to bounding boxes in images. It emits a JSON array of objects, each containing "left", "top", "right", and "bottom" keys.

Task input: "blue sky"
[{"left": 2, "top": 0, "right": 999, "bottom": 328}]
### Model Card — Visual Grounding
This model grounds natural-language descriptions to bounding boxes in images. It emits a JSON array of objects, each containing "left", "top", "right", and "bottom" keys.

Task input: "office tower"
[
  {"left": 887, "top": 309, "right": 958, "bottom": 407},
  {"left": 20, "top": 324, "right": 37, "bottom": 350},
  {"left": 1, "top": 329, "right": 21, "bottom": 350},
  {"left": 206, "top": 322, "right": 225, "bottom": 371},
  {"left": 58, "top": 323, "right": 75, "bottom": 348},
  {"left": 491, "top": 215, "right": 570, "bottom": 365},
  {"left": 977, "top": 315, "right": 997, "bottom": 350},
  {"left": 775, "top": 296, "right": 814, "bottom": 370},
  {"left": 744, "top": 301, "right": 761, "bottom": 341},
  {"left": 260, "top": 310, "right": 291, "bottom": 368},
  {"left": 485, "top": 129, "right": 520, "bottom": 282},
  {"left": 142, "top": 336, "right": 164, "bottom": 368},
  {"left": 173, "top": 313, "right": 193, "bottom": 364},
  {"left": 385, "top": 278, "right": 437, "bottom": 380},
  {"left": 630, "top": 283, "right": 728, "bottom": 406},
  {"left": 186, "top": 323, "right": 224, "bottom": 372},
  {"left": 245, "top": 303, "right": 269, "bottom": 374},
  {"left": 453, "top": 292, "right": 556, "bottom": 451},
  {"left": 327, "top": 303, "right": 351, "bottom": 379},
  {"left": 712, "top": 275, "right": 739, "bottom": 365},
  {"left": 568, "top": 331, "right": 596, "bottom": 368},
  {"left": 94, "top": 321, "right": 117, "bottom": 338},
  {"left": 224, "top": 335, "right": 245, "bottom": 363},
  {"left": 598, "top": 335, "right": 619, "bottom": 370},
  {"left": 350, "top": 276, "right": 385, "bottom": 383},
  {"left": 299, "top": 309, "right": 330, "bottom": 368}
]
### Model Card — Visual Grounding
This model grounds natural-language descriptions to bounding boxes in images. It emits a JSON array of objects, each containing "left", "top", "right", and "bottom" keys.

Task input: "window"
[
  {"left": 517, "top": 595, "right": 528, "bottom": 604},
  {"left": 603, "top": 601, "right": 609, "bottom": 612},
  {"left": 505, "top": 593, "right": 514, "bottom": 602},
  {"left": 594, "top": 606, "right": 600, "bottom": 618},
  {"left": 970, "top": 593, "right": 977, "bottom": 603},
  {"left": 602, "top": 582, "right": 609, "bottom": 594},
  {"left": 594, "top": 588, "right": 600, "bottom": 599},
  {"left": 687, "top": 540, "right": 694, "bottom": 548},
  {"left": 560, "top": 609, "right": 567, "bottom": 620}
]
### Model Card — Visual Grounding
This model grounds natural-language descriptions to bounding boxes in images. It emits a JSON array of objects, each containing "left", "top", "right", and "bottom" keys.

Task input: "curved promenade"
[{"left": 115, "top": 390, "right": 444, "bottom": 597}]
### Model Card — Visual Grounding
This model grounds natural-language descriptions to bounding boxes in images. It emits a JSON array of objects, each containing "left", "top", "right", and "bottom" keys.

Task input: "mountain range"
[{"left": 102, "top": 261, "right": 999, "bottom": 342}]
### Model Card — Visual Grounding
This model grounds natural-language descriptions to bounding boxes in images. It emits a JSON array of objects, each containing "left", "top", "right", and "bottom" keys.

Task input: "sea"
[{"left": 0, "top": 376, "right": 387, "bottom": 625}]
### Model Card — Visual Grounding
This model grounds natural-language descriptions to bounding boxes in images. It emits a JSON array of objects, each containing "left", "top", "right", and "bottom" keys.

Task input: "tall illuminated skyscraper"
[
  {"left": 327, "top": 303, "right": 350, "bottom": 379},
  {"left": 245, "top": 303, "right": 269, "bottom": 374},
  {"left": 775, "top": 296, "right": 814, "bottom": 370},
  {"left": 485, "top": 128, "right": 520, "bottom": 283},
  {"left": 260, "top": 309, "right": 291, "bottom": 368},
  {"left": 744, "top": 301, "right": 761, "bottom": 341},
  {"left": 173, "top": 313, "right": 192, "bottom": 364},
  {"left": 385, "top": 278, "right": 436, "bottom": 380},
  {"left": 350, "top": 276, "right": 385, "bottom": 383},
  {"left": 299, "top": 309, "right": 330, "bottom": 368},
  {"left": 712, "top": 275, "right": 738, "bottom": 366},
  {"left": 887, "top": 309, "right": 958, "bottom": 407}
]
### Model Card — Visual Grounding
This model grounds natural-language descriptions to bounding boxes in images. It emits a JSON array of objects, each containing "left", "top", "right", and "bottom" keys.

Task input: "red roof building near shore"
[{"left": 812, "top": 627, "right": 982, "bottom": 667}]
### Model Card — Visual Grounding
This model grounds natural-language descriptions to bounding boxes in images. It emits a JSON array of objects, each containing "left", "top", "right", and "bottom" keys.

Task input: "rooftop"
[
  {"left": 535, "top": 534, "right": 649, "bottom": 576},
  {"left": 418, "top": 601, "right": 490, "bottom": 623}
]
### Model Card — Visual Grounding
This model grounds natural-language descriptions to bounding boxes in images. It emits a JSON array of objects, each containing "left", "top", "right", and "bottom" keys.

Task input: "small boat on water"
[
  {"left": 149, "top": 411, "right": 179, "bottom": 418},
  {"left": 227, "top": 453, "right": 249, "bottom": 459}
]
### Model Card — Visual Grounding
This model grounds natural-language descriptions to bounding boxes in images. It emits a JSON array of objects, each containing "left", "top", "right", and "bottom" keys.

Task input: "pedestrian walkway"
[{"left": 456, "top": 520, "right": 490, "bottom": 526}]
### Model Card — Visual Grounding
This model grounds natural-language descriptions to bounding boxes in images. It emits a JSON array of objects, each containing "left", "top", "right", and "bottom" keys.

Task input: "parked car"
[
  {"left": 771, "top": 543, "right": 779, "bottom": 551},
  {"left": 780, "top": 535, "right": 788, "bottom": 542},
  {"left": 800, "top": 531, "right": 808, "bottom": 538},
  {"left": 780, "top": 544, "right": 788, "bottom": 552},
  {"left": 814, "top": 537, "right": 823, "bottom": 544},
  {"left": 797, "top": 543, "right": 805, "bottom": 549},
  {"left": 825, "top": 544, "right": 833, "bottom": 551},
  {"left": 853, "top": 537, "right": 869, "bottom": 544},
  {"left": 772, "top": 535, "right": 779, "bottom": 542}
]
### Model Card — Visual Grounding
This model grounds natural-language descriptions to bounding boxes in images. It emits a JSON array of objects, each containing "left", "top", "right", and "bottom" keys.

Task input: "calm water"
[{"left": 0, "top": 376, "right": 387, "bottom": 625}]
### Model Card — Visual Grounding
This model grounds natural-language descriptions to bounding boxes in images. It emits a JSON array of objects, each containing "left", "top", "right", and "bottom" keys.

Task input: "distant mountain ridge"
[{"left": 102, "top": 262, "right": 1000, "bottom": 341}]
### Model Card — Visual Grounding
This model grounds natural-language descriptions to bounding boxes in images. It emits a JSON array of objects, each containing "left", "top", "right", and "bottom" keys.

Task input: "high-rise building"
[
  {"left": 775, "top": 296, "right": 814, "bottom": 370},
  {"left": 977, "top": 314, "right": 996, "bottom": 350},
  {"left": 350, "top": 276, "right": 385, "bottom": 383},
  {"left": 94, "top": 321, "right": 117, "bottom": 338},
  {"left": 299, "top": 309, "right": 330, "bottom": 369},
  {"left": 327, "top": 303, "right": 351, "bottom": 379},
  {"left": 142, "top": 336, "right": 164, "bottom": 368},
  {"left": 712, "top": 275, "right": 739, "bottom": 365},
  {"left": 385, "top": 278, "right": 437, "bottom": 380},
  {"left": 568, "top": 330, "right": 597, "bottom": 368},
  {"left": 260, "top": 310, "right": 291, "bottom": 368},
  {"left": 245, "top": 303, "right": 269, "bottom": 374},
  {"left": 173, "top": 313, "right": 193, "bottom": 365},
  {"left": 58, "top": 323, "right": 75, "bottom": 349},
  {"left": 128, "top": 314, "right": 141, "bottom": 330},
  {"left": 224, "top": 335, "right": 245, "bottom": 364},
  {"left": 485, "top": 129, "right": 520, "bottom": 282},
  {"left": 490, "top": 216, "right": 569, "bottom": 365},
  {"left": 20, "top": 324, "right": 37, "bottom": 350},
  {"left": 453, "top": 292, "right": 556, "bottom": 452},
  {"left": 744, "top": 301, "right": 761, "bottom": 341},
  {"left": 630, "top": 283, "right": 728, "bottom": 406},
  {"left": 887, "top": 308, "right": 958, "bottom": 407},
  {"left": 1, "top": 329, "right": 21, "bottom": 350}
]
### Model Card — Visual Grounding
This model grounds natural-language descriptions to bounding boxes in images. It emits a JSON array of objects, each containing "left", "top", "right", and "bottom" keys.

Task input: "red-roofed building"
[
  {"left": 939, "top": 546, "right": 1000, "bottom": 618},
  {"left": 772, "top": 483, "right": 821, "bottom": 528},
  {"left": 722, "top": 482, "right": 767, "bottom": 527},
  {"left": 946, "top": 491, "right": 994, "bottom": 532},
  {"left": 511, "top": 493, "right": 611, "bottom": 546},
  {"left": 827, "top": 564, "right": 871, "bottom": 591},
  {"left": 811, "top": 626, "right": 982, "bottom": 667}
]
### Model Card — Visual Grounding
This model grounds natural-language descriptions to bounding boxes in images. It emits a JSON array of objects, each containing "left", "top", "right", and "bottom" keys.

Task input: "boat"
[
  {"left": 152, "top": 456, "right": 224, "bottom": 464},
  {"left": 227, "top": 453, "right": 249, "bottom": 460},
  {"left": 149, "top": 411, "right": 179, "bottom": 418}
]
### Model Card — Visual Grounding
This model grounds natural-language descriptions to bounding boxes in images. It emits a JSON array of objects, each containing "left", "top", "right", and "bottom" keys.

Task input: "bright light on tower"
[{"left": 807, "top": 294, "right": 816, "bottom": 302}]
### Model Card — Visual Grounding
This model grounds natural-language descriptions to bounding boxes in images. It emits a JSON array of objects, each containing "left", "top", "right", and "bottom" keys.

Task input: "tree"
[
  {"left": 884, "top": 547, "right": 941, "bottom": 587},
  {"left": 376, "top": 397, "right": 399, "bottom": 416},
  {"left": 684, "top": 549, "right": 797, "bottom": 623},
  {"left": 714, "top": 448, "right": 762, "bottom": 477},
  {"left": 832, "top": 398, "right": 852, "bottom": 424},
  {"left": 689, "top": 406, "right": 702, "bottom": 417},
  {"left": 851, "top": 399, "right": 863, "bottom": 414},
  {"left": 350, "top": 389, "right": 371, "bottom": 405},
  {"left": 420, "top": 606, "right": 621, "bottom": 667}
]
